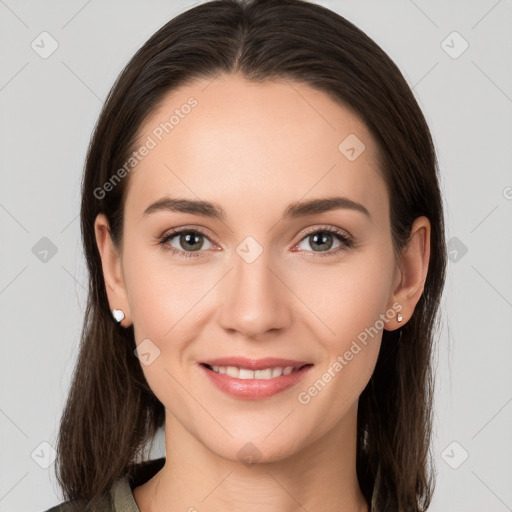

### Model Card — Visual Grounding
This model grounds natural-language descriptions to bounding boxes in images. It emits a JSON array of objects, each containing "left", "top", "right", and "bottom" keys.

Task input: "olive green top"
[{"left": 43, "top": 457, "right": 165, "bottom": 512}]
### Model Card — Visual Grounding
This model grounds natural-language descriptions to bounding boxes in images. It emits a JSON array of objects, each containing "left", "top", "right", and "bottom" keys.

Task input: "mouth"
[{"left": 198, "top": 358, "right": 314, "bottom": 400}]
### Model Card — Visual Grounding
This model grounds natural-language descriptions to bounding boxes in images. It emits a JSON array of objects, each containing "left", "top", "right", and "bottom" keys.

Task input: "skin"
[{"left": 95, "top": 71, "right": 430, "bottom": 512}]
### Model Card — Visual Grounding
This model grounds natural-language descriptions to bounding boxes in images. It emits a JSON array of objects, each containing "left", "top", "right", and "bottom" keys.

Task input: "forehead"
[{"left": 124, "top": 72, "right": 387, "bottom": 224}]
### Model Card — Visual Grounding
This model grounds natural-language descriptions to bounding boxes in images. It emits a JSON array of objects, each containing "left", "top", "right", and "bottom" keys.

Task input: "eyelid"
[
  {"left": 297, "top": 224, "right": 353, "bottom": 243},
  {"left": 160, "top": 225, "right": 218, "bottom": 244}
]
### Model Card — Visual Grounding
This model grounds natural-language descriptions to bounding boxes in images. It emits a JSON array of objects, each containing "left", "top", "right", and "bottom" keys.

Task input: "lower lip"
[{"left": 199, "top": 364, "right": 313, "bottom": 400}]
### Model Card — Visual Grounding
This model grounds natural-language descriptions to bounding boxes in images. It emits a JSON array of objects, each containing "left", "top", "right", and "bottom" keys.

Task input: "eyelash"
[{"left": 157, "top": 225, "right": 354, "bottom": 260}]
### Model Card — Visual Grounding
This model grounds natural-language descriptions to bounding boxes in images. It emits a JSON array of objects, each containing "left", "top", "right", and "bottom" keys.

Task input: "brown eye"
[
  {"left": 173, "top": 232, "right": 208, "bottom": 252},
  {"left": 159, "top": 228, "right": 215, "bottom": 259}
]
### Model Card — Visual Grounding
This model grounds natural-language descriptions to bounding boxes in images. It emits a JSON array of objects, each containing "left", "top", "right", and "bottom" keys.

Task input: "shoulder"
[
  {"left": 41, "top": 496, "right": 110, "bottom": 511},
  {"left": 42, "top": 501, "right": 97, "bottom": 511},
  {"left": 110, "top": 457, "right": 166, "bottom": 510},
  {"left": 42, "top": 457, "right": 165, "bottom": 512}
]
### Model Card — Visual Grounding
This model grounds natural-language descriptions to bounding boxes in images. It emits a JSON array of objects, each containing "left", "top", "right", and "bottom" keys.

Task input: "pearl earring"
[
  {"left": 112, "top": 309, "right": 125, "bottom": 324},
  {"left": 397, "top": 312, "right": 403, "bottom": 323}
]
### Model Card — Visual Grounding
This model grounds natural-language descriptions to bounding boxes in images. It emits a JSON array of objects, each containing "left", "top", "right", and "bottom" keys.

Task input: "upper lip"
[{"left": 200, "top": 357, "right": 312, "bottom": 370}]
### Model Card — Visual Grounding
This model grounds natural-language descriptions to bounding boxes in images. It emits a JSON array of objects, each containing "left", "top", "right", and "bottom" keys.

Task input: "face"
[{"left": 99, "top": 72, "right": 404, "bottom": 463}]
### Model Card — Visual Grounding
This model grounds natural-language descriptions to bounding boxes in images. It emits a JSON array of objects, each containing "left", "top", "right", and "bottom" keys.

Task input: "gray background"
[{"left": 1, "top": 0, "right": 511, "bottom": 511}]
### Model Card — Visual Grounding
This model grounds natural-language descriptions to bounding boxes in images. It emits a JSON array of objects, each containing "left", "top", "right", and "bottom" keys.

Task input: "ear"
[
  {"left": 94, "top": 213, "right": 132, "bottom": 327},
  {"left": 386, "top": 216, "right": 431, "bottom": 330}
]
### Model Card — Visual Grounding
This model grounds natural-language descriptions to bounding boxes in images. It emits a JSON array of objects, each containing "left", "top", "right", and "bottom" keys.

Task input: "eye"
[
  {"left": 158, "top": 227, "right": 217, "bottom": 259},
  {"left": 158, "top": 225, "right": 354, "bottom": 260},
  {"left": 293, "top": 226, "right": 354, "bottom": 257}
]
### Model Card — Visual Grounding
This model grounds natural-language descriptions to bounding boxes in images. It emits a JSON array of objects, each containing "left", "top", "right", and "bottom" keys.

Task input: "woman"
[{"left": 45, "top": 0, "right": 446, "bottom": 510}]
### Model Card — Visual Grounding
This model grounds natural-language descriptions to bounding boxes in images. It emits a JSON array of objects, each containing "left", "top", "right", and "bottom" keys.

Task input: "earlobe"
[
  {"left": 94, "top": 213, "right": 132, "bottom": 327},
  {"left": 388, "top": 216, "right": 431, "bottom": 328}
]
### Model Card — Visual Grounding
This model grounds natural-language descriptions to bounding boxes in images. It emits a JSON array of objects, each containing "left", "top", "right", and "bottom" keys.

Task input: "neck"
[{"left": 145, "top": 402, "right": 368, "bottom": 512}]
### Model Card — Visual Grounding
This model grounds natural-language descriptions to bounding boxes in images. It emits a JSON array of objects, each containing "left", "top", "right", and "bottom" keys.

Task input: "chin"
[{"left": 204, "top": 433, "right": 303, "bottom": 467}]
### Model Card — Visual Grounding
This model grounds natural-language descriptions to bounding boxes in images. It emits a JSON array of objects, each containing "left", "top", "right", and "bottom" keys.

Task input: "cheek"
[
  {"left": 293, "top": 243, "right": 395, "bottom": 342},
  {"left": 122, "top": 242, "right": 221, "bottom": 397},
  {"left": 123, "top": 241, "right": 208, "bottom": 340},
  {"left": 122, "top": 245, "right": 203, "bottom": 411},
  {"left": 292, "top": 245, "right": 394, "bottom": 405}
]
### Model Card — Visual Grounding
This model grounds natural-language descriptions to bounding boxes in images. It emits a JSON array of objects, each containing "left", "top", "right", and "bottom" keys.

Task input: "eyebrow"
[{"left": 142, "top": 196, "right": 371, "bottom": 221}]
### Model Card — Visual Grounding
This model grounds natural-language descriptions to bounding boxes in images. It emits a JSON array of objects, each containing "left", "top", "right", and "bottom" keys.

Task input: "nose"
[{"left": 218, "top": 245, "right": 293, "bottom": 340}]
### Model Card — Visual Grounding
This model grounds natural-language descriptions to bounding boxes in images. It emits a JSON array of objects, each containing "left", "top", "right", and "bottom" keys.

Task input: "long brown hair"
[{"left": 55, "top": 1, "right": 446, "bottom": 510}]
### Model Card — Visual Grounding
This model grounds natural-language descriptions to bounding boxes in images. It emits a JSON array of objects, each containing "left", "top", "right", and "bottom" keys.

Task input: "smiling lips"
[{"left": 199, "top": 356, "right": 313, "bottom": 400}]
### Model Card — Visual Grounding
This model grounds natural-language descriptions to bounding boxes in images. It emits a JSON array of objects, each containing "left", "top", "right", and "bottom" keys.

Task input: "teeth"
[
  {"left": 256, "top": 368, "right": 272, "bottom": 379},
  {"left": 210, "top": 365, "right": 297, "bottom": 379}
]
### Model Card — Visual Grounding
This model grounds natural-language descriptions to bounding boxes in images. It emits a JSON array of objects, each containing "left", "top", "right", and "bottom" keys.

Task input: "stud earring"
[
  {"left": 397, "top": 312, "right": 403, "bottom": 323},
  {"left": 112, "top": 309, "right": 125, "bottom": 324}
]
